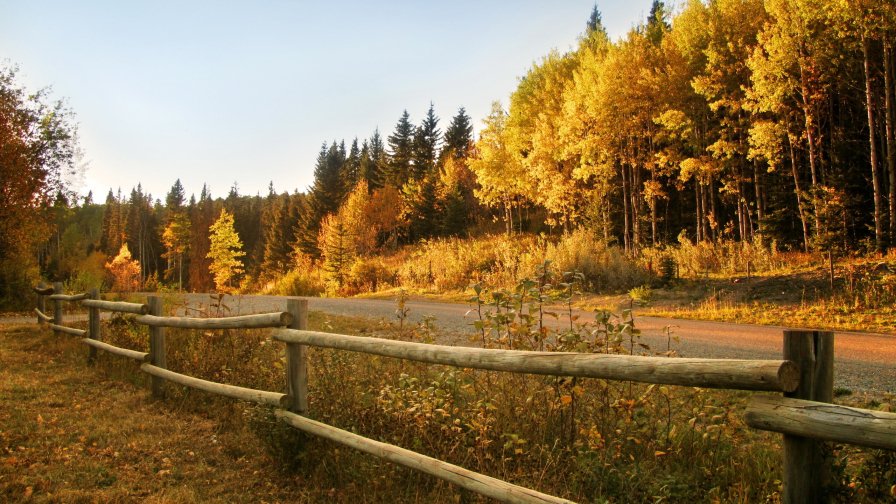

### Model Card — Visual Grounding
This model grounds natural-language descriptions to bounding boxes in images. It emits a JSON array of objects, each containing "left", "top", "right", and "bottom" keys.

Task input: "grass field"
[{"left": 2, "top": 305, "right": 894, "bottom": 502}]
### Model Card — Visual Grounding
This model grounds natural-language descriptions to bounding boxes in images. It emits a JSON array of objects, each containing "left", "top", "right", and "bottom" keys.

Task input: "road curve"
[{"left": 172, "top": 293, "right": 894, "bottom": 393}]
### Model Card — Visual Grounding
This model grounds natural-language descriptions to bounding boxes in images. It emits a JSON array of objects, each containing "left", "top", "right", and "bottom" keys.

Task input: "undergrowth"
[{"left": 85, "top": 270, "right": 896, "bottom": 502}]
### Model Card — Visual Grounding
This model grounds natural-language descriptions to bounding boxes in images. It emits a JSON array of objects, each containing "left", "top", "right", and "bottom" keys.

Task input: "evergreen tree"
[
  {"left": 646, "top": 1, "right": 671, "bottom": 46},
  {"left": 386, "top": 111, "right": 414, "bottom": 187},
  {"left": 442, "top": 107, "right": 473, "bottom": 161},
  {"left": 262, "top": 192, "right": 302, "bottom": 277},
  {"left": 188, "top": 184, "right": 216, "bottom": 292},
  {"left": 402, "top": 174, "right": 440, "bottom": 241},
  {"left": 366, "top": 129, "right": 387, "bottom": 190},
  {"left": 297, "top": 141, "right": 347, "bottom": 258},
  {"left": 99, "top": 189, "right": 123, "bottom": 255},
  {"left": 165, "top": 179, "right": 185, "bottom": 210},
  {"left": 318, "top": 213, "right": 353, "bottom": 290},
  {"left": 412, "top": 103, "right": 441, "bottom": 180},
  {"left": 343, "top": 138, "right": 361, "bottom": 189},
  {"left": 586, "top": 4, "right": 607, "bottom": 37}
]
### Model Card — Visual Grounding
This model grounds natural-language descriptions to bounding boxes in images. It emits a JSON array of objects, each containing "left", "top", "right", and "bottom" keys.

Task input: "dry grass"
[
  {"left": 0, "top": 323, "right": 326, "bottom": 503},
  {"left": 3, "top": 298, "right": 894, "bottom": 503}
]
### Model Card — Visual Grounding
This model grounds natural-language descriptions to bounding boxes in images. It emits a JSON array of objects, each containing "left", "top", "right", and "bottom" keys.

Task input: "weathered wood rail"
[{"left": 30, "top": 285, "right": 895, "bottom": 504}]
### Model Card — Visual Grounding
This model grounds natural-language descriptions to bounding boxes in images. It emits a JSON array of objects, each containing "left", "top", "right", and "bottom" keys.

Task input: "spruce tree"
[
  {"left": 442, "top": 107, "right": 473, "bottom": 160},
  {"left": 386, "top": 111, "right": 414, "bottom": 187},
  {"left": 165, "top": 179, "right": 185, "bottom": 210},
  {"left": 343, "top": 138, "right": 361, "bottom": 189},
  {"left": 100, "top": 189, "right": 122, "bottom": 255},
  {"left": 586, "top": 5, "right": 607, "bottom": 37},
  {"left": 297, "top": 141, "right": 348, "bottom": 258},
  {"left": 412, "top": 103, "right": 441, "bottom": 180},
  {"left": 368, "top": 129, "right": 387, "bottom": 190}
]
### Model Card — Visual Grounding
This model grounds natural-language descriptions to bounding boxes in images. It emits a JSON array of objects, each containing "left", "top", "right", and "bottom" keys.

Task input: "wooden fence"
[{"left": 30, "top": 283, "right": 896, "bottom": 504}]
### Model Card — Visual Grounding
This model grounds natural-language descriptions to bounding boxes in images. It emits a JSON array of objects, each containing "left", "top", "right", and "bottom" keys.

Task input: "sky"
[{"left": 2, "top": 1, "right": 657, "bottom": 202}]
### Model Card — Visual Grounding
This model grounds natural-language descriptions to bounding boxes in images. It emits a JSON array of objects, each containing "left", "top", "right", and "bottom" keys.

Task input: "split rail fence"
[{"left": 31, "top": 283, "right": 896, "bottom": 504}]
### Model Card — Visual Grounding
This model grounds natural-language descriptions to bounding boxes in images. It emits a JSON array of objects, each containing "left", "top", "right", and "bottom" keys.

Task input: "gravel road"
[
  {"left": 6, "top": 293, "right": 893, "bottom": 393},
  {"left": 172, "top": 293, "right": 895, "bottom": 394}
]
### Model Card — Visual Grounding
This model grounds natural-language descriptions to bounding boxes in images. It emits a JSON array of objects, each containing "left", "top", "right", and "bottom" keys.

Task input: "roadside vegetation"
[{"left": 5, "top": 265, "right": 896, "bottom": 502}]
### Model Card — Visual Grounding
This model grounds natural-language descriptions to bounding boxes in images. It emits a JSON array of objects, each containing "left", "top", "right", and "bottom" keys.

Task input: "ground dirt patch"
[{"left": 0, "top": 323, "right": 314, "bottom": 503}]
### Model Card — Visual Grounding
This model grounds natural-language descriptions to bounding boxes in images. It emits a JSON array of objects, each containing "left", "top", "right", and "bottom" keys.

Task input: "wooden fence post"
[
  {"left": 148, "top": 295, "right": 167, "bottom": 398},
  {"left": 87, "top": 288, "right": 100, "bottom": 365},
  {"left": 52, "top": 282, "right": 63, "bottom": 337},
  {"left": 783, "top": 330, "right": 834, "bottom": 504},
  {"left": 285, "top": 298, "right": 308, "bottom": 414}
]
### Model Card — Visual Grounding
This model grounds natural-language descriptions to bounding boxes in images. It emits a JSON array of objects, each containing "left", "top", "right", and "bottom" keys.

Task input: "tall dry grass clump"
[{"left": 394, "top": 230, "right": 651, "bottom": 294}]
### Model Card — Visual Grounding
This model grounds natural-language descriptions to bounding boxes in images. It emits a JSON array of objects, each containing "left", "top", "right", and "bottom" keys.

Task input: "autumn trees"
[
  {"left": 472, "top": 0, "right": 896, "bottom": 255},
  {"left": 0, "top": 65, "right": 81, "bottom": 309}
]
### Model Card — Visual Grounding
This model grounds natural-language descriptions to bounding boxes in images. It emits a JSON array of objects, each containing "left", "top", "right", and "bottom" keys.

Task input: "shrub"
[
  {"left": 542, "top": 229, "right": 652, "bottom": 292},
  {"left": 345, "top": 257, "right": 395, "bottom": 294},
  {"left": 266, "top": 267, "right": 324, "bottom": 297}
]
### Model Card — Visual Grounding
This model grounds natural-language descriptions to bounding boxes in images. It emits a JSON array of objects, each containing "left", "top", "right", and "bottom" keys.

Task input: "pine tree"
[
  {"left": 386, "top": 111, "right": 414, "bottom": 187},
  {"left": 165, "top": 179, "right": 185, "bottom": 210},
  {"left": 318, "top": 213, "right": 353, "bottom": 291},
  {"left": 343, "top": 138, "right": 361, "bottom": 189},
  {"left": 207, "top": 209, "right": 245, "bottom": 292},
  {"left": 188, "top": 184, "right": 216, "bottom": 292},
  {"left": 442, "top": 107, "right": 473, "bottom": 161},
  {"left": 366, "top": 129, "right": 387, "bottom": 190},
  {"left": 261, "top": 192, "right": 301, "bottom": 277},
  {"left": 646, "top": 0, "right": 671, "bottom": 46},
  {"left": 412, "top": 103, "right": 441, "bottom": 180},
  {"left": 586, "top": 4, "right": 607, "bottom": 37},
  {"left": 99, "top": 189, "right": 122, "bottom": 255},
  {"left": 297, "top": 142, "right": 347, "bottom": 258}
]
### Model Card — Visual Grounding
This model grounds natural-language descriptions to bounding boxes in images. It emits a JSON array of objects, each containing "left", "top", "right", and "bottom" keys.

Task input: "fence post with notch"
[
  {"left": 87, "top": 288, "right": 100, "bottom": 365},
  {"left": 285, "top": 298, "right": 308, "bottom": 414},
  {"left": 782, "top": 330, "right": 834, "bottom": 504},
  {"left": 148, "top": 295, "right": 167, "bottom": 398}
]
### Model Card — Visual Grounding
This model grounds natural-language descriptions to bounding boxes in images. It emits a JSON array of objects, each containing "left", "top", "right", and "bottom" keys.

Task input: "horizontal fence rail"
[
  {"left": 48, "top": 292, "right": 90, "bottom": 301},
  {"left": 140, "top": 363, "right": 288, "bottom": 408},
  {"left": 48, "top": 323, "right": 86, "bottom": 337},
  {"left": 272, "top": 329, "right": 800, "bottom": 392},
  {"left": 275, "top": 409, "right": 574, "bottom": 504},
  {"left": 136, "top": 311, "right": 292, "bottom": 329},
  {"left": 34, "top": 308, "right": 52, "bottom": 323},
  {"left": 745, "top": 395, "right": 896, "bottom": 451},
  {"left": 81, "top": 338, "right": 149, "bottom": 362},
  {"left": 81, "top": 299, "right": 148, "bottom": 315}
]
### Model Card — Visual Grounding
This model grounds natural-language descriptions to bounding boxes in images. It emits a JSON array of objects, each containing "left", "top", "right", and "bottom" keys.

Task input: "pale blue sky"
[{"left": 2, "top": 1, "right": 656, "bottom": 201}]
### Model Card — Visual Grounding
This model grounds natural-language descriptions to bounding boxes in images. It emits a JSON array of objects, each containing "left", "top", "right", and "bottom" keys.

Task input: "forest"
[{"left": 3, "top": 0, "right": 896, "bottom": 309}]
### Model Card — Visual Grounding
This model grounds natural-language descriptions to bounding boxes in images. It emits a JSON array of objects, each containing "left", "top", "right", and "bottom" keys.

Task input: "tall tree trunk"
[
  {"left": 864, "top": 35, "right": 884, "bottom": 252},
  {"left": 753, "top": 160, "right": 764, "bottom": 237},
  {"left": 622, "top": 162, "right": 631, "bottom": 254},
  {"left": 709, "top": 178, "right": 718, "bottom": 241},
  {"left": 631, "top": 164, "right": 641, "bottom": 251},
  {"left": 695, "top": 183, "right": 703, "bottom": 242},
  {"left": 885, "top": 40, "right": 895, "bottom": 248},
  {"left": 798, "top": 52, "right": 822, "bottom": 241},
  {"left": 789, "top": 136, "right": 811, "bottom": 252}
]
